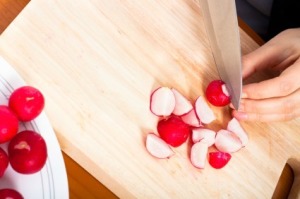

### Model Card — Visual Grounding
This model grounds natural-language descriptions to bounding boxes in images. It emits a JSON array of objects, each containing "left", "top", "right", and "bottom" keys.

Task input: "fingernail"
[
  {"left": 234, "top": 111, "right": 248, "bottom": 120},
  {"left": 241, "top": 92, "right": 248, "bottom": 98}
]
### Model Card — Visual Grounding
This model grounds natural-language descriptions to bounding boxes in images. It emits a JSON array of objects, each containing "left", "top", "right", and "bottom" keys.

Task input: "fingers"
[
  {"left": 232, "top": 89, "right": 300, "bottom": 122},
  {"left": 242, "top": 63, "right": 300, "bottom": 99},
  {"left": 242, "top": 29, "right": 300, "bottom": 80}
]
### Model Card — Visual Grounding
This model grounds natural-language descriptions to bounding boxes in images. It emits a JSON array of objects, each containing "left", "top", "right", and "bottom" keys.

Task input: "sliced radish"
[
  {"left": 195, "top": 96, "right": 216, "bottom": 124},
  {"left": 190, "top": 142, "right": 208, "bottom": 169},
  {"left": 192, "top": 128, "right": 216, "bottom": 146},
  {"left": 146, "top": 133, "right": 174, "bottom": 159},
  {"left": 181, "top": 109, "right": 202, "bottom": 127},
  {"left": 157, "top": 115, "right": 190, "bottom": 147},
  {"left": 150, "top": 87, "right": 175, "bottom": 117},
  {"left": 227, "top": 118, "right": 248, "bottom": 146},
  {"left": 171, "top": 88, "right": 193, "bottom": 116},
  {"left": 205, "top": 80, "right": 231, "bottom": 107},
  {"left": 214, "top": 129, "right": 243, "bottom": 153},
  {"left": 209, "top": 151, "right": 231, "bottom": 169}
]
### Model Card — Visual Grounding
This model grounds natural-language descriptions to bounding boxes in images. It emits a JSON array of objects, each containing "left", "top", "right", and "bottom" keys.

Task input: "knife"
[{"left": 198, "top": 0, "right": 242, "bottom": 109}]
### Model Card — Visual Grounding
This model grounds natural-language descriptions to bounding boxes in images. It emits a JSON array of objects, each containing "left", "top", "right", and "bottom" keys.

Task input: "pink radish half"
[
  {"left": 171, "top": 88, "right": 193, "bottom": 116},
  {"left": 195, "top": 96, "right": 216, "bottom": 124},
  {"left": 227, "top": 118, "right": 248, "bottom": 146},
  {"left": 181, "top": 109, "right": 202, "bottom": 127},
  {"left": 146, "top": 133, "right": 174, "bottom": 159},
  {"left": 192, "top": 128, "right": 216, "bottom": 146},
  {"left": 190, "top": 142, "right": 208, "bottom": 169},
  {"left": 215, "top": 129, "right": 243, "bottom": 153},
  {"left": 150, "top": 87, "right": 175, "bottom": 117}
]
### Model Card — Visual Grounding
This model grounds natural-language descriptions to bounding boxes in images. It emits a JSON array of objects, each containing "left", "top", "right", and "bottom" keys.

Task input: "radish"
[
  {"left": 171, "top": 88, "right": 193, "bottom": 116},
  {"left": 205, "top": 80, "right": 231, "bottom": 107},
  {"left": 227, "top": 118, "right": 248, "bottom": 146},
  {"left": 195, "top": 96, "right": 216, "bottom": 124},
  {"left": 192, "top": 128, "right": 216, "bottom": 146},
  {"left": 0, "top": 147, "right": 9, "bottom": 177},
  {"left": 181, "top": 109, "right": 202, "bottom": 127},
  {"left": 209, "top": 151, "right": 231, "bottom": 169},
  {"left": 146, "top": 133, "right": 174, "bottom": 159},
  {"left": 157, "top": 115, "right": 190, "bottom": 147},
  {"left": 190, "top": 142, "right": 208, "bottom": 169},
  {"left": 150, "top": 87, "right": 175, "bottom": 117},
  {"left": 215, "top": 129, "right": 243, "bottom": 153}
]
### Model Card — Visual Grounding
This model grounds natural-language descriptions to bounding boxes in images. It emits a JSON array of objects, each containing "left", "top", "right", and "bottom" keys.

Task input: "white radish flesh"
[
  {"left": 190, "top": 142, "right": 208, "bottom": 169},
  {"left": 215, "top": 129, "right": 243, "bottom": 153},
  {"left": 195, "top": 96, "right": 216, "bottom": 124},
  {"left": 146, "top": 133, "right": 174, "bottom": 159},
  {"left": 171, "top": 88, "right": 193, "bottom": 116},
  {"left": 150, "top": 87, "right": 175, "bottom": 117},
  {"left": 181, "top": 109, "right": 202, "bottom": 127},
  {"left": 192, "top": 128, "right": 216, "bottom": 146},
  {"left": 227, "top": 118, "right": 249, "bottom": 146}
]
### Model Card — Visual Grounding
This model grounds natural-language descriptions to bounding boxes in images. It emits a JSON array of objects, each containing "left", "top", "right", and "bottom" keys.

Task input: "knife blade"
[{"left": 198, "top": 0, "right": 242, "bottom": 109}]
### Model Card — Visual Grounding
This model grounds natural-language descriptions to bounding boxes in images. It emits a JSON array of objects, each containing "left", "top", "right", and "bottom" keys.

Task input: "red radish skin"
[
  {"left": 181, "top": 109, "right": 202, "bottom": 127},
  {"left": 190, "top": 142, "right": 208, "bottom": 169},
  {"left": 215, "top": 129, "right": 243, "bottom": 153},
  {"left": 146, "top": 133, "right": 174, "bottom": 159},
  {"left": 0, "top": 105, "right": 19, "bottom": 144},
  {"left": 0, "top": 189, "right": 23, "bottom": 199},
  {"left": 205, "top": 80, "right": 231, "bottom": 106},
  {"left": 150, "top": 87, "right": 176, "bottom": 117},
  {"left": 192, "top": 128, "right": 216, "bottom": 146},
  {"left": 227, "top": 118, "right": 248, "bottom": 146},
  {"left": 209, "top": 151, "right": 231, "bottom": 169},
  {"left": 157, "top": 115, "right": 190, "bottom": 147},
  {"left": 0, "top": 147, "right": 9, "bottom": 177},
  {"left": 8, "top": 130, "right": 47, "bottom": 174},
  {"left": 9, "top": 86, "right": 45, "bottom": 122},
  {"left": 171, "top": 88, "right": 193, "bottom": 116},
  {"left": 195, "top": 96, "right": 216, "bottom": 124}
]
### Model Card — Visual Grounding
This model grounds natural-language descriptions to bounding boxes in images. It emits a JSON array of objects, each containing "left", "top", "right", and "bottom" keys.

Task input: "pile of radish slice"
[{"left": 145, "top": 81, "right": 248, "bottom": 169}]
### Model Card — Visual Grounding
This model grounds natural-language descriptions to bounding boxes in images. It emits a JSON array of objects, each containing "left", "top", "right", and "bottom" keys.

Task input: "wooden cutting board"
[{"left": 0, "top": 0, "right": 299, "bottom": 198}]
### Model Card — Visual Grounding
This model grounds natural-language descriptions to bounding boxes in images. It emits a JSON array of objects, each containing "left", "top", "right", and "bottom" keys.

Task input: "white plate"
[{"left": 0, "top": 57, "right": 69, "bottom": 199}]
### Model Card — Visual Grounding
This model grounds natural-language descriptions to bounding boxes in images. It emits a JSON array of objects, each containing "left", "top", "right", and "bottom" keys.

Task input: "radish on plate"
[
  {"left": 150, "top": 87, "right": 175, "bottom": 117},
  {"left": 0, "top": 147, "right": 9, "bottom": 177},
  {"left": 190, "top": 142, "right": 208, "bottom": 169},
  {"left": 157, "top": 115, "right": 190, "bottom": 147},
  {"left": 205, "top": 80, "right": 230, "bottom": 106},
  {"left": 195, "top": 96, "right": 216, "bottom": 124},
  {"left": 146, "top": 133, "right": 174, "bottom": 159},
  {"left": 171, "top": 88, "right": 193, "bottom": 116},
  {"left": 192, "top": 128, "right": 216, "bottom": 146},
  {"left": 0, "top": 189, "right": 23, "bottom": 199},
  {"left": 227, "top": 118, "right": 248, "bottom": 146},
  {"left": 8, "top": 130, "right": 48, "bottom": 174},
  {"left": 215, "top": 129, "right": 243, "bottom": 153},
  {"left": 209, "top": 151, "right": 231, "bottom": 169},
  {"left": 181, "top": 109, "right": 202, "bottom": 127}
]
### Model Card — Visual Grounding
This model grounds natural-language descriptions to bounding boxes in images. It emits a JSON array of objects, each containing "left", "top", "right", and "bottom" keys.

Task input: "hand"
[{"left": 232, "top": 28, "right": 300, "bottom": 122}]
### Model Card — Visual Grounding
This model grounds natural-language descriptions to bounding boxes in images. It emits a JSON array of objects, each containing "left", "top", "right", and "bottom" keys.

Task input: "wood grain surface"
[{"left": 0, "top": 0, "right": 299, "bottom": 198}]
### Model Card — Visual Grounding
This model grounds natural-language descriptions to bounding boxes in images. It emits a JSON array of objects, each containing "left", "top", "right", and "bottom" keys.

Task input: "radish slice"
[
  {"left": 214, "top": 129, "right": 243, "bottom": 153},
  {"left": 227, "top": 118, "right": 248, "bottom": 146},
  {"left": 150, "top": 87, "right": 175, "bottom": 117},
  {"left": 190, "top": 142, "right": 208, "bottom": 169},
  {"left": 209, "top": 151, "right": 231, "bottom": 169},
  {"left": 192, "top": 128, "right": 216, "bottom": 146},
  {"left": 195, "top": 96, "right": 216, "bottom": 124},
  {"left": 146, "top": 133, "right": 174, "bottom": 159},
  {"left": 181, "top": 109, "right": 202, "bottom": 127},
  {"left": 171, "top": 88, "right": 193, "bottom": 116}
]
